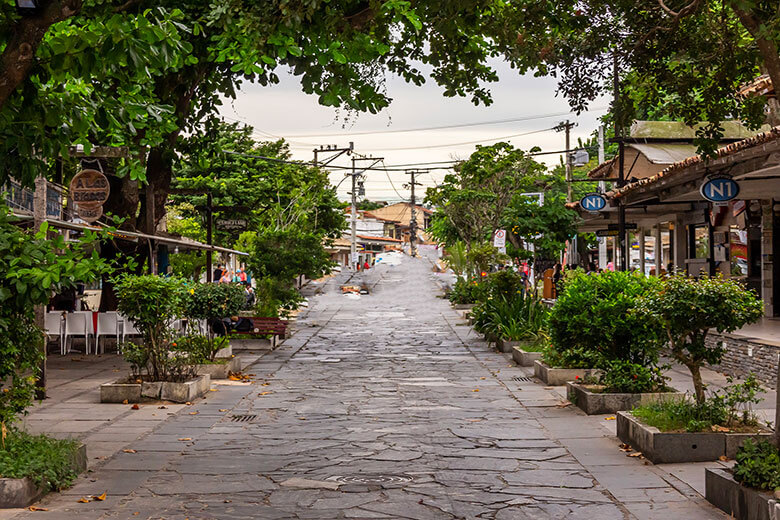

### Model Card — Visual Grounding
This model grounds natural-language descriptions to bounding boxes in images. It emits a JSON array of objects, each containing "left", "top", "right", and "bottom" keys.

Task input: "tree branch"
[{"left": 0, "top": 0, "right": 83, "bottom": 110}]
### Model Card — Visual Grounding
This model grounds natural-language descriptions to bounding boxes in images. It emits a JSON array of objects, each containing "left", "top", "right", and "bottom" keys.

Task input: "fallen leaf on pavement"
[
  {"left": 628, "top": 452, "right": 643, "bottom": 458},
  {"left": 93, "top": 492, "right": 107, "bottom": 501},
  {"left": 77, "top": 497, "right": 90, "bottom": 503},
  {"left": 130, "top": 404, "right": 140, "bottom": 410},
  {"left": 185, "top": 402, "right": 192, "bottom": 405},
  {"left": 228, "top": 375, "right": 243, "bottom": 381},
  {"left": 480, "top": 377, "right": 486, "bottom": 380},
  {"left": 28, "top": 506, "right": 48, "bottom": 511},
  {"left": 604, "top": 416, "right": 616, "bottom": 421},
  {"left": 158, "top": 406, "right": 167, "bottom": 409},
  {"left": 719, "top": 455, "right": 728, "bottom": 461},
  {"left": 122, "top": 399, "right": 128, "bottom": 405},
  {"left": 178, "top": 438, "right": 192, "bottom": 441},
  {"left": 298, "top": 417, "right": 306, "bottom": 420},
  {"left": 189, "top": 412, "right": 198, "bottom": 415},
  {"left": 219, "top": 409, "right": 228, "bottom": 412},
  {"left": 261, "top": 383, "right": 270, "bottom": 387},
  {"left": 555, "top": 402, "right": 571, "bottom": 408},
  {"left": 619, "top": 447, "right": 633, "bottom": 452},
  {"left": 209, "top": 389, "right": 218, "bottom": 392},
  {"left": 122, "top": 449, "right": 137, "bottom": 454},
  {"left": 259, "top": 391, "right": 272, "bottom": 396}
]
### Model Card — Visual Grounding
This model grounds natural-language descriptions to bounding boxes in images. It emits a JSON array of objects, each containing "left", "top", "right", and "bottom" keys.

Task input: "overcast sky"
[{"left": 219, "top": 59, "right": 609, "bottom": 203}]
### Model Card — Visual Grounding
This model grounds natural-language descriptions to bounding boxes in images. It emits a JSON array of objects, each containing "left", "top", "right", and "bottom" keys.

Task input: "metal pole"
[
  {"left": 598, "top": 125, "right": 608, "bottom": 269},
  {"left": 409, "top": 170, "right": 418, "bottom": 257},
  {"left": 565, "top": 120, "right": 572, "bottom": 203},
  {"left": 206, "top": 192, "right": 213, "bottom": 282},
  {"left": 614, "top": 54, "right": 628, "bottom": 271},
  {"left": 351, "top": 158, "right": 357, "bottom": 270}
]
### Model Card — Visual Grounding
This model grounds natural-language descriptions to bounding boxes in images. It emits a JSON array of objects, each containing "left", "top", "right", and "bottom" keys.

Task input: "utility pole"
[
  {"left": 614, "top": 54, "right": 629, "bottom": 272},
  {"left": 206, "top": 192, "right": 213, "bottom": 281},
  {"left": 313, "top": 142, "right": 354, "bottom": 167},
  {"left": 597, "top": 125, "right": 608, "bottom": 269},
  {"left": 555, "top": 120, "right": 576, "bottom": 203},
  {"left": 349, "top": 155, "right": 383, "bottom": 269},
  {"left": 405, "top": 170, "right": 423, "bottom": 257}
]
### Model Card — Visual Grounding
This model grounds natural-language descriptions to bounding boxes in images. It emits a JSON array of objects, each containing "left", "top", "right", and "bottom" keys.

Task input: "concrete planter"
[
  {"left": 566, "top": 383, "right": 685, "bottom": 415},
  {"left": 533, "top": 360, "right": 602, "bottom": 386},
  {"left": 0, "top": 444, "right": 86, "bottom": 508},
  {"left": 616, "top": 411, "right": 774, "bottom": 464},
  {"left": 195, "top": 357, "right": 241, "bottom": 379},
  {"left": 496, "top": 339, "right": 522, "bottom": 354},
  {"left": 453, "top": 303, "right": 476, "bottom": 310},
  {"left": 512, "top": 346, "right": 542, "bottom": 367},
  {"left": 101, "top": 375, "right": 211, "bottom": 403},
  {"left": 705, "top": 467, "right": 776, "bottom": 520}
]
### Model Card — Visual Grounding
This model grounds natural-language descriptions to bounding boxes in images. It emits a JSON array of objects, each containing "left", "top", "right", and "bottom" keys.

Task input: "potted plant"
[
  {"left": 706, "top": 437, "right": 780, "bottom": 519},
  {"left": 616, "top": 275, "right": 768, "bottom": 463},
  {"left": 101, "top": 275, "right": 210, "bottom": 403},
  {"left": 539, "top": 270, "right": 660, "bottom": 385}
]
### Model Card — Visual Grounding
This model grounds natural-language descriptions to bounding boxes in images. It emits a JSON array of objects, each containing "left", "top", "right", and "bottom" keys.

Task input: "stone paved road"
[{"left": 10, "top": 255, "right": 728, "bottom": 519}]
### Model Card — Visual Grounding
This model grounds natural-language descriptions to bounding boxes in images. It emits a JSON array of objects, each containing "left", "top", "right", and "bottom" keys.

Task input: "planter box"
[
  {"left": 512, "top": 346, "right": 542, "bottom": 367},
  {"left": 0, "top": 444, "right": 86, "bottom": 508},
  {"left": 496, "top": 339, "right": 522, "bottom": 354},
  {"left": 533, "top": 360, "right": 602, "bottom": 386},
  {"left": 214, "top": 344, "right": 232, "bottom": 358},
  {"left": 616, "top": 411, "right": 774, "bottom": 464},
  {"left": 195, "top": 357, "right": 241, "bottom": 379},
  {"left": 101, "top": 375, "right": 211, "bottom": 404},
  {"left": 453, "top": 303, "right": 476, "bottom": 310},
  {"left": 705, "top": 467, "right": 776, "bottom": 520},
  {"left": 566, "top": 383, "right": 685, "bottom": 415}
]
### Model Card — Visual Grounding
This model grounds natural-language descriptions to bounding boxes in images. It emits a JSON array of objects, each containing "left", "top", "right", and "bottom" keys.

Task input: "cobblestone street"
[{"left": 7, "top": 256, "right": 730, "bottom": 519}]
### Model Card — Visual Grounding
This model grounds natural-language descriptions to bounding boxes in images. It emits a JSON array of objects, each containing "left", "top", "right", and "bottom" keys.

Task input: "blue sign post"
[
  {"left": 700, "top": 177, "right": 740, "bottom": 202},
  {"left": 580, "top": 192, "right": 607, "bottom": 213}
]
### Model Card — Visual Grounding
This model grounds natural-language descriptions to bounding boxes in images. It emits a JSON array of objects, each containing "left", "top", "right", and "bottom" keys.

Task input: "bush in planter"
[
  {"left": 546, "top": 270, "right": 662, "bottom": 369},
  {"left": 599, "top": 360, "right": 670, "bottom": 394},
  {"left": 115, "top": 275, "right": 193, "bottom": 382},
  {"left": 0, "top": 429, "right": 81, "bottom": 492},
  {"left": 175, "top": 334, "right": 230, "bottom": 365},
  {"left": 183, "top": 282, "right": 244, "bottom": 361},
  {"left": 472, "top": 291, "right": 549, "bottom": 348},
  {"left": 447, "top": 278, "right": 486, "bottom": 305},
  {"left": 632, "top": 375, "right": 764, "bottom": 432},
  {"left": 639, "top": 273, "right": 763, "bottom": 404},
  {"left": 733, "top": 438, "right": 780, "bottom": 491}
]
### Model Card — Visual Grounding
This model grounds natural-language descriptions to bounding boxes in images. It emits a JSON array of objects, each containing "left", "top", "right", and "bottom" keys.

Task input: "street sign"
[
  {"left": 215, "top": 218, "right": 248, "bottom": 231},
  {"left": 580, "top": 192, "right": 606, "bottom": 212},
  {"left": 596, "top": 229, "right": 620, "bottom": 237},
  {"left": 608, "top": 223, "right": 638, "bottom": 231},
  {"left": 351, "top": 252, "right": 360, "bottom": 263},
  {"left": 493, "top": 229, "right": 506, "bottom": 248},
  {"left": 700, "top": 176, "right": 740, "bottom": 202}
]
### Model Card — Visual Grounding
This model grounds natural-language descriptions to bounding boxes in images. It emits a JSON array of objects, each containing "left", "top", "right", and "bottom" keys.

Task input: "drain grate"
[
  {"left": 327, "top": 475, "right": 414, "bottom": 485},
  {"left": 512, "top": 376, "right": 533, "bottom": 382},
  {"left": 230, "top": 414, "right": 257, "bottom": 423}
]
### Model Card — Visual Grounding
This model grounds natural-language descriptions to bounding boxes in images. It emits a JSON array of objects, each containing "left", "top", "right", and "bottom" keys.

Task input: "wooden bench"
[{"left": 230, "top": 317, "right": 288, "bottom": 348}]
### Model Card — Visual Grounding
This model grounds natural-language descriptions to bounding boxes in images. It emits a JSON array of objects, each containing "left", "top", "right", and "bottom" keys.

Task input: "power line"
[
  {"left": 357, "top": 127, "right": 555, "bottom": 151},
  {"left": 273, "top": 107, "right": 609, "bottom": 137},
  {"left": 380, "top": 160, "right": 409, "bottom": 201}
]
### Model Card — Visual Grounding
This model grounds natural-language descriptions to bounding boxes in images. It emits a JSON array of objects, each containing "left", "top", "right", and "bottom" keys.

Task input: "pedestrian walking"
[{"left": 213, "top": 264, "right": 224, "bottom": 282}]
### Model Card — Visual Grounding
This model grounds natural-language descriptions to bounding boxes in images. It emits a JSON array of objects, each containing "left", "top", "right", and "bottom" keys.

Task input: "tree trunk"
[
  {"left": 687, "top": 363, "right": 705, "bottom": 404},
  {"left": 0, "top": 0, "right": 82, "bottom": 110}
]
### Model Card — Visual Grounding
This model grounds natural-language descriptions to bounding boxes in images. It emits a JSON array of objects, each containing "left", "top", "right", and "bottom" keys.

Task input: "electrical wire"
[
  {"left": 380, "top": 160, "right": 409, "bottom": 201},
  {"left": 350, "top": 127, "right": 556, "bottom": 152}
]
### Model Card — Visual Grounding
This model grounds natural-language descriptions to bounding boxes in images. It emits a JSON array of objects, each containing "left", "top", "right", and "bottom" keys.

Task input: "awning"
[{"left": 43, "top": 218, "right": 249, "bottom": 256}]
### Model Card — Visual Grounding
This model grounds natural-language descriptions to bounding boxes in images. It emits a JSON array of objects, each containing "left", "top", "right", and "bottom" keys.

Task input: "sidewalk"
[{"left": 448, "top": 317, "right": 750, "bottom": 519}]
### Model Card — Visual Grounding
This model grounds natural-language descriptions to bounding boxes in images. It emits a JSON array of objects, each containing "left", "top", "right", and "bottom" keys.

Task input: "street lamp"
[{"left": 15, "top": 0, "right": 40, "bottom": 14}]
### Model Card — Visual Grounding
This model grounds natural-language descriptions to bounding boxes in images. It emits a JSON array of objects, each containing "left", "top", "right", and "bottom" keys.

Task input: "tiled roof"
[
  {"left": 613, "top": 126, "right": 780, "bottom": 199},
  {"left": 739, "top": 75, "right": 773, "bottom": 98}
]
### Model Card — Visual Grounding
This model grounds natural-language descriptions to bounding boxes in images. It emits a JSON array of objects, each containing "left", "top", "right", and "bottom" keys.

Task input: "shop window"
[{"left": 692, "top": 225, "right": 709, "bottom": 259}]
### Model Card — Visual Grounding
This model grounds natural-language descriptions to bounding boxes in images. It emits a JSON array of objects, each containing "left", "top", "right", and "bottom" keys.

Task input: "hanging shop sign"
[
  {"left": 608, "top": 222, "right": 638, "bottom": 231},
  {"left": 700, "top": 176, "right": 740, "bottom": 203},
  {"left": 596, "top": 229, "right": 619, "bottom": 237},
  {"left": 580, "top": 192, "right": 607, "bottom": 212},
  {"left": 69, "top": 169, "right": 110, "bottom": 223},
  {"left": 215, "top": 218, "right": 248, "bottom": 231}
]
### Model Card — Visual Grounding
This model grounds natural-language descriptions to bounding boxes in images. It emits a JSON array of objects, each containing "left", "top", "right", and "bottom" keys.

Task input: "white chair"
[
  {"left": 63, "top": 312, "right": 88, "bottom": 354},
  {"left": 118, "top": 313, "right": 140, "bottom": 349},
  {"left": 95, "top": 312, "right": 119, "bottom": 354},
  {"left": 72, "top": 311, "right": 95, "bottom": 354},
  {"left": 45, "top": 312, "right": 64, "bottom": 355}
]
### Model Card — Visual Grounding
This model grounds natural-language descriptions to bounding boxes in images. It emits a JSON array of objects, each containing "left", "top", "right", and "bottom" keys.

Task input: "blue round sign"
[
  {"left": 700, "top": 177, "right": 740, "bottom": 202},
  {"left": 580, "top": 192, "right": 607, "bottom": 212}
]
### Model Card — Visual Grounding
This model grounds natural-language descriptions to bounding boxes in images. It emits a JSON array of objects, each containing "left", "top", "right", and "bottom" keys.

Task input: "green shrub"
[
  {"left": 0, "top": 429, "right": 81, "bottom": 491},
  {"left": 472, "top": 291, "right": 548, "bottom": 344},
  {"left": 632, "top": 398, "right": 727, "bottom": 432},
  {"left": 175, "top": 334, "right": 229, "bottom": 365},
  {"left": 547, "top": 270, "right": 662, "bottom": 369},
  {"left": 183, "top": 282, "right": 244, "bottom": 361},
  {"left": 639, "top": 274, "right": 764, "bottom": 404},
  {"left": 734, "top": 439, "right": 780, "bottom": 490},
  {"left": 598, "top": 360, "right": 669, "bottom": 393},
  {"left": 115, "top": 275, "right": 191, "bottom": 381},
  {"left": 448, "top": 278, "right": 486, "bottom": 305}
]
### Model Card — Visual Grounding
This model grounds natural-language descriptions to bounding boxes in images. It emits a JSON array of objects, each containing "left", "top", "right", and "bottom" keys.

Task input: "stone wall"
[{"left": 708, "top": 332, "right": 780, "bottom": 389}]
